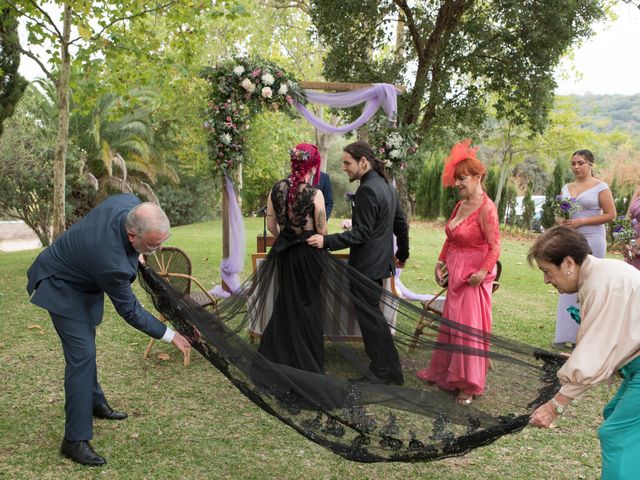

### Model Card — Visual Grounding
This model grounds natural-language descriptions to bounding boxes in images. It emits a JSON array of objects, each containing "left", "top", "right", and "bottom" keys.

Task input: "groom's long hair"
[{"left": 343, "top": 140, "right": 389, "bottom": 182}]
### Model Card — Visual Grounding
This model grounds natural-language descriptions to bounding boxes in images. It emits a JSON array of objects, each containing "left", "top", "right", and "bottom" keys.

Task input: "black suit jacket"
[
  {"left": 26, "top": 193, "right": 166, "bottom": 339},
  {"left": 324, "top": 170, "right": 409, "bottom": 280}
]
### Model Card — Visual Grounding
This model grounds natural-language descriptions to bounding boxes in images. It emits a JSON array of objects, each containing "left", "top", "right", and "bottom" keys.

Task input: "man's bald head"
[{"left": 126, "top": 202, "right": 170, "bottom": 236}]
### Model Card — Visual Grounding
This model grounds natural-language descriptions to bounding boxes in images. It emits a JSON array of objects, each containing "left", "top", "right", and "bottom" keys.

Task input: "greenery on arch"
[
  {"left": 201, "top": 56, "right": 306, "bottom": 176},
  {"left": 366, "top": 115, "right": 419, "bottom": 173}
]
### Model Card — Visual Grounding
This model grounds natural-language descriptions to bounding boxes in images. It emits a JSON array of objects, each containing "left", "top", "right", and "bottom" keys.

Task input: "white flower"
[
  {"left": 261, "top": 86, "right": 273, "bottom": 98},
  {"left": 278, "top": 83, "right": 288, "bottom": 95},
  {"left": 261, "top": 72, "right": 274, "bottom": 85},
  {"left": 240, "top": 78, "right": 255, "bottom": 93},
  {"left": 389, "top": 149, "right": 401, "bottom": 159},
  {"left": 383, "top": 159, "right": 394, "bottom": 168},
  {"left": 233, "top": 65, "right": 245, "bottom": 76},
  {"left": 387, "top": 133, "right": 403, "bottom": 148},
  {"left": 220, "top": 133, "right": 232, "bottom": 145}
]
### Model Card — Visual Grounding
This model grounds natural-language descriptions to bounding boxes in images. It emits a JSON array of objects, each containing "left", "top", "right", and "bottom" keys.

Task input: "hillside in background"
[{"left": 563, "top": 93, "right": 640, "bottom": 133}]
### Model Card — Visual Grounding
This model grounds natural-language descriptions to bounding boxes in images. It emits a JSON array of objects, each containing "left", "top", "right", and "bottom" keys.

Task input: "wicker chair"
[
  {"left": 141, "top": 246, "right": 217, "bottom": 366},
  {"left": 408, "top": 260, "right": 502, "bottom": 353}
]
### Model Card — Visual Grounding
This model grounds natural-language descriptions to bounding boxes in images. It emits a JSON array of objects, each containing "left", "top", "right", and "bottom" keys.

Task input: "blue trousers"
[
  {"left": 598, "top": 356, "right": 640, "bottom": 479},
  {"left": 51, "top": 313, "right": 106, "bottom": 441}
]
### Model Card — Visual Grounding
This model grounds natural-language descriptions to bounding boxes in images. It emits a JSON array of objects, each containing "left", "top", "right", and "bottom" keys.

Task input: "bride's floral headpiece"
[
  {"left": 289, "top": 148, "right": 311, "bottom": 163},
  {"left": 442, "top": 139, "right": 480, "bottom": 187}
]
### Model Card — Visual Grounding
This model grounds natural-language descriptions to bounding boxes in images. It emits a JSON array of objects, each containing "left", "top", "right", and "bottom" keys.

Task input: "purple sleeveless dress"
[
  {"left": 628, "top": 196, "right": 640, "bottom": 270},
  {"left": 555, "top": 182, "right": 609, "bottom": 344}
]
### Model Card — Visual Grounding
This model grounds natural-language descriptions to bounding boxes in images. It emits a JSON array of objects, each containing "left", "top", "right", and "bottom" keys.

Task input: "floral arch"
[{"left": 200, "top": 56, "right": 417, "bottom": 294}]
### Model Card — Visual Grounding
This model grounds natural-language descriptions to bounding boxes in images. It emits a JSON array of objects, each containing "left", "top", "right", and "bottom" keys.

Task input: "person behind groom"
[
  {"left": 307, "top": 140, "right": 409, "bottom": 385},
  {"left": 26, "top": 194, "right": 190, "bottom": 467}
]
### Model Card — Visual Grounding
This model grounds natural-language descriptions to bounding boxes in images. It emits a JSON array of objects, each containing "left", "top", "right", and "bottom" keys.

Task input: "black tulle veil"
[{"left": 138, "top": 236, "right": 564, "bottom": 463}]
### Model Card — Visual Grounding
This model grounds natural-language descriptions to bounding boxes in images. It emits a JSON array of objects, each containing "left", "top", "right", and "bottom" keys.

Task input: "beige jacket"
[{"left": 558, "top": 255, "right": 640, "bottom": 399}]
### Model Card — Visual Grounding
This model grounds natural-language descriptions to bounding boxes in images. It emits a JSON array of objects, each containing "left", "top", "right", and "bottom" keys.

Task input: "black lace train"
[{"left": 138, "top": 235, "right": 565, "bottom": 463}]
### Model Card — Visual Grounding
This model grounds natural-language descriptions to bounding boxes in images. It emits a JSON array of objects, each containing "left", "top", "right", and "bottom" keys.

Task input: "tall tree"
[
  {"left": 306, "top": 0, "right": 608, "bottom": 212},
  {"left": 0, "top": 85, "right": 81, "bottom": 245},
  {"left": 4, "top": 1, "right": 241, "bottom": 238},
  {"left": 0, "top": 6, "right": 27, "bottom": 136},
  {"left": 310, "top": 0, "right": 607, "bottom": 139}
]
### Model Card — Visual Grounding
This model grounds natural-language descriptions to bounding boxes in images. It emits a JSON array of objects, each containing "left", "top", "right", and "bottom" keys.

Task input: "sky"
[
  {"left": 554, "top": 2, "right": 640, "bottom": 95},
  {"left": 18, "top": 2, "right": 640, "bottom": 96}
]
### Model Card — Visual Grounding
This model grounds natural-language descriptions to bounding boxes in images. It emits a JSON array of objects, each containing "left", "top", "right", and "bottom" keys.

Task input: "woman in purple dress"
[
  {"left": 554, "top": 150, "right": 616, "bottom": 346},
  {"left": 625, "top": 185, "right": 640, "bottom": 269}
]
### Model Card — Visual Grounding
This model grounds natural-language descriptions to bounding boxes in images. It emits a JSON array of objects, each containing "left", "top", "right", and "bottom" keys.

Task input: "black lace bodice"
[{"left": 271, "top": 180, "right": 317, "bottom": 235}]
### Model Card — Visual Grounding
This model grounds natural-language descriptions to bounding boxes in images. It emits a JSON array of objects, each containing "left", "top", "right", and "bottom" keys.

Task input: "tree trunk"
[
  {"left": 52, "top": 4, "right": 71, "bottom": 240},
  {"left": 494, "top": 151, "right": 511, "bottom": 214},
  {"left": 395, "top": 173, "right": 412, "bottom": 220},
  {"left": 314, "top": 110, "right": 338, "bottom": 171}
]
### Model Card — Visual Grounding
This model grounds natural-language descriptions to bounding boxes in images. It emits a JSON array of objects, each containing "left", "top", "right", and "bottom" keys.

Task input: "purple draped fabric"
[
  {"left": 210, "top": 175, "right": 245, "bottom": 298},
  {"left": 293, "top": 84, "right": 399, "bottom": 134}
]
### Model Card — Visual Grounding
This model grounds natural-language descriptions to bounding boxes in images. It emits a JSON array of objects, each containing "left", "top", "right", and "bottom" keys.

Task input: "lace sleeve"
[
  {"left": 479, "top": 201, "right": 500, "bottom": 272},
  {"left": 438, "top": 238, "right": 450, "bottom": 263}
]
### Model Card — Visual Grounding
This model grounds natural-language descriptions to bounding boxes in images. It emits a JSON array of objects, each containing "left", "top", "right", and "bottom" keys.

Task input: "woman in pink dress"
[
  {"left": 416, "top": 140, "right": 500, "bottom": 405},
  {"left": 625, "top": 185, "right": 640, "bottom": 269}
]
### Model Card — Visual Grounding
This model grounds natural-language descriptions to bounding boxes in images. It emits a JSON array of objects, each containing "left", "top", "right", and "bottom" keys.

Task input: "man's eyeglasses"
[{"left": 129, "top": 231, "right": 171, "bottom": 253}]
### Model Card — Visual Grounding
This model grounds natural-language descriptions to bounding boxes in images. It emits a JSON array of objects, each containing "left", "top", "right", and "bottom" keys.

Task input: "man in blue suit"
[
  {"left": 315, "top": 171, "right": 334, "bottom": 219},
  {"left": 27, "top": 193, "right": 190, "bottom": 467}
]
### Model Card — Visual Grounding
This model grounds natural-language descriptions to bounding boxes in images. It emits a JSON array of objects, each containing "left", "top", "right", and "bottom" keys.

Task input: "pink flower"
[
  {"left": 379, "top": 147, "right": 385, "bottom": 154},
  {"left": 285, "top": 95, "right": 293, "bottom": 104},
  {"left": 275, "top": 71, "right": 283, "bottom": 77},
  {"left": 251, "top": 68, "right": 262, "bottom": 78}
]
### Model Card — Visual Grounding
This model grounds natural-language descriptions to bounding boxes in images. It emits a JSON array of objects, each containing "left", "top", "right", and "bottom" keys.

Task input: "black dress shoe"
[
  {"left": 349, "top": 375, "right": 389, "bottom": 385},
  {"left": 93, "top": 403, "right": 128, "bottom": 420},
  {"left": 350, "top": 373, "right": 405, "bottom": 386},
  {"left": 60, "top": 439, "right": 106, "bottom": 467}
]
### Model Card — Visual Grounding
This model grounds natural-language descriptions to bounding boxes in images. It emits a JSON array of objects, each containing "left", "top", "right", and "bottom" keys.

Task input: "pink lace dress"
[{"left": 417, "top": 193, "right": 500, "bottom": 395}]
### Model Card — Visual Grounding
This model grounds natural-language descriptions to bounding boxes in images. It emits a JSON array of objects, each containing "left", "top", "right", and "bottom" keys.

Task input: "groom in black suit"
[
  {"left": 27, "top": 194, "right": 190, "bottom": 466},
  {"left": 308, "top": 140, "right": 409, "bottom": 385}
]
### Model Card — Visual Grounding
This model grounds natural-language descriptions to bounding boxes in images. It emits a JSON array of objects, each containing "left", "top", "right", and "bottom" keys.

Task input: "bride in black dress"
[{"left": 256, "top": 143, "right": 328, "bottom": 373}]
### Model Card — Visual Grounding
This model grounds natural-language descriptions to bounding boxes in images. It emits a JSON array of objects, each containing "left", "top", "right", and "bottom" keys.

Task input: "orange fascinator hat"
[{"left": 442, "top": 139, "right": 480, "bottom": 187}]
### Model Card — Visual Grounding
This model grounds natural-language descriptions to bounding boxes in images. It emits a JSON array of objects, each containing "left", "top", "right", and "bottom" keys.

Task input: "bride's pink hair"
[{"left": 287, "top": 143, "right": 321, "bottom": 206}]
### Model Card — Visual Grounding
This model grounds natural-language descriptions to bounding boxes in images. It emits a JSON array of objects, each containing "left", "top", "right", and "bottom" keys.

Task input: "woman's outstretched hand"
[{"left": 529, "top": 402, "right": 558, "bottom": 429}]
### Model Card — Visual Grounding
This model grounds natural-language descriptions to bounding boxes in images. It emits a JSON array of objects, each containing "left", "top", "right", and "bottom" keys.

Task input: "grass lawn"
[{"left": 0, "top": 218, "right": 611, "bottom": 479}]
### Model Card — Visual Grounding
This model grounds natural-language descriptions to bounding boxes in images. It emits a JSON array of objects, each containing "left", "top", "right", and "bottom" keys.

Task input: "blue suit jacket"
[
  {"left": 26, "top": 194, "right": 166, "bottom": 339},
  {"left": 316, "top": 171, "right": 333, "bottom": 219}
]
